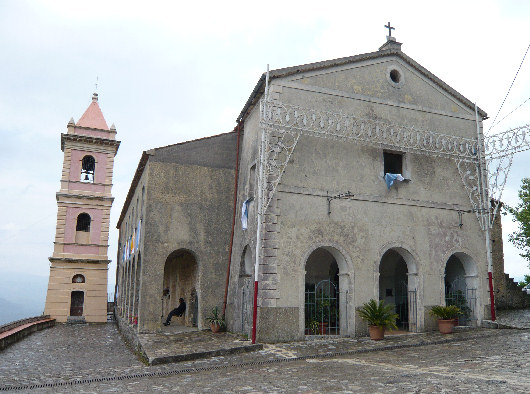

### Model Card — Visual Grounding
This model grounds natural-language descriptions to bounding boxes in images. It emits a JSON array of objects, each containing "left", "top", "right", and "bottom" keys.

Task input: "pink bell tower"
[{"left": 44, "top": 93, "right": 120, "bottom": 323}]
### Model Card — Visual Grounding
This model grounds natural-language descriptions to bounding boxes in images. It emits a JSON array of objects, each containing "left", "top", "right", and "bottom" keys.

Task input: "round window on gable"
[
  {"left": 386, "top": 65, "right": 404, "bottom": 88},
  {"left": 390, "top": 69, "right": 401, "bottom": 83}
]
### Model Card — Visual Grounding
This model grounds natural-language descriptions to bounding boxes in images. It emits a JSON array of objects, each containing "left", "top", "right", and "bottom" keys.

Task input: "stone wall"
[{"left": 490, "top": 206, "right": 530, "bottom": 309}]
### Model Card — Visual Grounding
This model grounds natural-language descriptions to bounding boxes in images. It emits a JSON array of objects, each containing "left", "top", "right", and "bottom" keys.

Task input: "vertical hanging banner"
[
  {"left": 136, "top": 219, "right": 141, "bottom": 252},
  {"left": 131, "top": 229, "right": 135, "bottom": 256},
  {"left": 241, "top": 199, "right": 250, "bottom": 230}
]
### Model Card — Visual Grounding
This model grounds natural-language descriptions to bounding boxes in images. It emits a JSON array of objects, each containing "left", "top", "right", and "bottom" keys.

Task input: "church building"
[
  {"left": 45, "top": 94, "right": 120, "bottom": 323},
  {"left": 116, "top": 35, "right": 492, "bottom": 342}
]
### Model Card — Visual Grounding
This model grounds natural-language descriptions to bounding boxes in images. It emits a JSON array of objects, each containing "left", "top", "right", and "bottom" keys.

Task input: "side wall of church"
[
  {"left": 137, "top": 161, "right": 235, "bottom": 331},
  {"left": 226, "top": 106, "right": 261, "bottom": 337},
  {"left": 126, "top": 134, "right": 237, "bottom": 333},
  {"left": 116, "top": 162, "right": 148, "bottom": 328}
]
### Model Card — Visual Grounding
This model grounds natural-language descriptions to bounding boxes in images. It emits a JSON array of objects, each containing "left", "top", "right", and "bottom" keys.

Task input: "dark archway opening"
[
  {"left": 379, "top": 249, "right": 415, "bottom": 331},
  {"left": 304, "top": 248, "right": 340, "bottom": 335},
  {"left": 445, "top": 254, "right": 476, "bottom": 326},
  {"left": 162, "top": 249, "right": 198, "bottom": 327},
  {"left": 70, "top": 291, "right": 84, "bottom": 316}
]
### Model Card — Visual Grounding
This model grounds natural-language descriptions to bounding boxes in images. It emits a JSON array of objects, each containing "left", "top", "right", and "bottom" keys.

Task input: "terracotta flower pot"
[
  {"left": 210, "top": 323, "right": 222, "bottom": 333},
  {"left": 369, "top": 325, "right": 385, "bottom": 340},
  {"left": 318, "top": 322, "right": 328, "bottom": 335},
  {"left": 438, "top": 319, "right": 454, "bottom": 334}
]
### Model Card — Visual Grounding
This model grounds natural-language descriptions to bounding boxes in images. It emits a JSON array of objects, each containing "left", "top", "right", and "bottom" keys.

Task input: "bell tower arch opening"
[{"left": 81, "top": 155, "right": 95, "bottom": 183}]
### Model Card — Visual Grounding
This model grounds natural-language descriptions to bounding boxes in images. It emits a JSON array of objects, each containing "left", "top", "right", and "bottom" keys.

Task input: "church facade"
[{"left": 117, "top": 37, "right": 492, "bottom": 342}]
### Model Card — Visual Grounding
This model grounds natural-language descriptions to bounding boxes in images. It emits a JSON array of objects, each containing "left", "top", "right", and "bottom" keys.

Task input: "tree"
[
  {"left": 505, "top": 178, "right": 530, "bottom": 268},
  {"left": 516, "top": 274, "right": 530, "bottom": 289}
]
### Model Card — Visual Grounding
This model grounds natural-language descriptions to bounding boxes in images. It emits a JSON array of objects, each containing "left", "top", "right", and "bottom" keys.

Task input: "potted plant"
[
  {"left": 306, "top": 319, "right": 319, "bottom": 335},
  {"left": 446, "top": 291, "right": 471, "bottom": 326},
  {"left": 429, "top": 305, "right": 462, "bottom": 334},
  {"left": 357, "top": 299, "right": 398, "bottom": 340},
  {"left": 206, "top": 306, "right": 226, "bottom": 333}
]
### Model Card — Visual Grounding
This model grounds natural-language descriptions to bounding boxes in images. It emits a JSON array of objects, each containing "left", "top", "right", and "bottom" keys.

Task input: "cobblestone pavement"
[{"left": 1, "top": 310, "right": 529, "bottom": 392}]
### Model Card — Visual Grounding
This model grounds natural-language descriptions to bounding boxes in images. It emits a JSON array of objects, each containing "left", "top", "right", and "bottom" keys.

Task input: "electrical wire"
[
  {"left": 488, "top": 96, "right": 530, "bottom": 130},
  {"left": 488, "top": 43, "right": 530, "bottom": 134}
]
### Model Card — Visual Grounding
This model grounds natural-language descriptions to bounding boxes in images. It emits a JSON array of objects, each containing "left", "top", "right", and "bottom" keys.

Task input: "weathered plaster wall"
[
  {"left": 228, "top": 52, "right": 490, "bottom": 342},
  {"left": 117, "top": 132, "right": 238, "bottom": 333}
]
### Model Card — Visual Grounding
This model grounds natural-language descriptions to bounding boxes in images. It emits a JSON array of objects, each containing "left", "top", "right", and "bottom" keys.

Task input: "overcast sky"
[{"left": 1, "top": 0, "right": 529, "bottom": 300}]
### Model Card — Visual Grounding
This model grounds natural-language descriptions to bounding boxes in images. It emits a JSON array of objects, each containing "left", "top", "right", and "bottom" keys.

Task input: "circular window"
[
  {"left": 390, "top": 69, "right": 401, "bottom": 83},
  {"left": 386, "top": 65, "right": 404, "bottom": 88}
]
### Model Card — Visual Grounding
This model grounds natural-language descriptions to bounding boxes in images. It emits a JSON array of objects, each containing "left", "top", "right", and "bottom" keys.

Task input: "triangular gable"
[
  {"left": 280, "top": 56, "right": 475, "bottom": 119},
  {"left": 238, "top": 44, "right": 487, "bottom": 122}
]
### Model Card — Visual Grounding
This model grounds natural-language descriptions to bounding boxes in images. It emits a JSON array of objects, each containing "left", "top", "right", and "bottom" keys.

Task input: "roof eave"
[{"left": 116, "top": 152, "right": 150, "bottom": 229}]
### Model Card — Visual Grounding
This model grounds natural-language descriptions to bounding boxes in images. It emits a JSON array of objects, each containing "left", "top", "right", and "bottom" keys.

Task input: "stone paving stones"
[{"left": 1, "top": 309, "right": 529, "bottom": 392}]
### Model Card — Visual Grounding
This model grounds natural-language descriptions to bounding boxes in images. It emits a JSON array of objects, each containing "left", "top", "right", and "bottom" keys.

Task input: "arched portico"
[
  {"left": 300, "top": 244, "right": 353, "bottom": 337},
  {"left": 443, "top": 252, "right": 479, "bottom": 326},
  {"left": 162, "top": 249, "right": 198, "bottom": 327},
  {"left": 378, "top": 246, "right": 419, "bottom": 332}
]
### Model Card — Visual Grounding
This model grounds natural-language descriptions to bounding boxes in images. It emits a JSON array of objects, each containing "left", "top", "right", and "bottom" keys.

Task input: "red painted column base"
[
  {"left": 488, "top": 271, "right": 496, "bottom": 321},
  {"left": 251, "top": 281, "right": 259, "bottom": 344}
]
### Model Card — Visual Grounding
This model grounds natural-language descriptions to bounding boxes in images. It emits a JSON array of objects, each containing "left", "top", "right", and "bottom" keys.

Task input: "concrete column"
[{"left": 338, "top": 273, "right": 351, "bottom": 336}]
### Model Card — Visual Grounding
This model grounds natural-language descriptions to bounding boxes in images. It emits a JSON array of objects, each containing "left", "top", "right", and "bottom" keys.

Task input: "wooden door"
[{"left": 70, "top": 291, "right": 84, "bottom": 316}]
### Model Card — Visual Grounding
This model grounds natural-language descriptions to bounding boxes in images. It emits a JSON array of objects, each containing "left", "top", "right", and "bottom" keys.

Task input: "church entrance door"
[
  {"left": 379, "top": 249, "right": 417, "bottom": 332},
  {"left": 304, "top": 248, "right": 341, "bottom": 336},
  {"left": 444, "top": 254, "right": 477, "bottom": 326},
  {"left": 70, "top": 291, "right": 84, "bottom": 316}
]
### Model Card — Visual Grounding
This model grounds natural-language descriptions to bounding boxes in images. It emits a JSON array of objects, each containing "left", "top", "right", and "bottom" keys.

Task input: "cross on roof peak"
[{"left": 384, "top": 22, "right": 395, "bottom": 37}]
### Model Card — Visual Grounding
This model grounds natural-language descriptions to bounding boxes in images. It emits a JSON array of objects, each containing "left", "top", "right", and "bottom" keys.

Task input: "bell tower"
[{"left": 44, "top": 93, "right": 120, "bottom": 323}]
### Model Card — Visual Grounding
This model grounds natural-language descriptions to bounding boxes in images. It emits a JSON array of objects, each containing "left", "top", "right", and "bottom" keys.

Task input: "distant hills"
[{"left": 0, "top": 272, "right": 47, "bottom": 325}]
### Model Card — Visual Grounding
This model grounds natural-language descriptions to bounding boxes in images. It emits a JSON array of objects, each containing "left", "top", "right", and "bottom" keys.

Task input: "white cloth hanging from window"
[
  {"left": 241, "top": 199, "right": 251, "bottom": 230},
  {"left": 385, "top": 173, "right": 405, "bottom": 189}
]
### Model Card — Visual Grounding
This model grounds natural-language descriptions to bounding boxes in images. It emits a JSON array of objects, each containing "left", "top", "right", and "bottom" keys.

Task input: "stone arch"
[
  {"left": 133, "top": 252, "right": 142, "bottom": 327},
  {"left": 377, "top": 243, "right": 420, "bottom": 276},
  {"left": 442, "top": 250, "right": 479, "bottom": 326},
  {"left": 299, "top": 242, "right": 354, "bottom": 337},
  {"left": 237, "top": 244, "right": 254, "bottom": 336},
  {"left": 240, "top": 245, "right": 253, "bottom": 276},
  {"left": 128, "top": 256, "right": 135, "bottom": 321},
  {"left": 378, "top": 244, "right": 420, "bottom": 332},
  {"left": 162, "top": 248, "right": 198, "bottom": 327}
]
